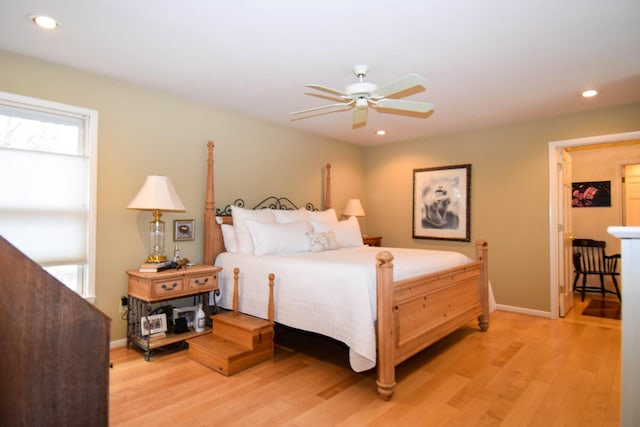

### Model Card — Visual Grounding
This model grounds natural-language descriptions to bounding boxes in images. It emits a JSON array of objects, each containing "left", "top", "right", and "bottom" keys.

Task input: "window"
[{"left": 0, "top": 91, "right": 98, "bottom": 301}]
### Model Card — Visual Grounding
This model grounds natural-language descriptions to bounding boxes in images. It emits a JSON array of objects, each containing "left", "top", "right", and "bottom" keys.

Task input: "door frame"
[
  {"left": 618, "top": 161, "right": 640, "bottom": 225},
  {"left": 548, "top": 130, "right": 640, "bottom": 319}
]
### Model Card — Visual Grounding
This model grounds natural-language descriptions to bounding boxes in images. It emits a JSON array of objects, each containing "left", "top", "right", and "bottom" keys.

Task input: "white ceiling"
[{"left": 1, "top": 1, "right": 639, "bottom": 146}]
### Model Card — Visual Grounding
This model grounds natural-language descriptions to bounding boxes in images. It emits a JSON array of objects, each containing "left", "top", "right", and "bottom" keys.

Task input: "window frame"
[{"left": 0, "top": 91, "right": 98, "bottom": 302}]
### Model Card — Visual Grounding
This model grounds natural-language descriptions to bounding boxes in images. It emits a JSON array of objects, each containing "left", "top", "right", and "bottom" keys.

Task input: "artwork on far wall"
[
  {"left": 572, "top": 181, "right": 611, "bottom": 207},
  {"left": 413, "top": 164, "right": 471, "bottom": 241}
]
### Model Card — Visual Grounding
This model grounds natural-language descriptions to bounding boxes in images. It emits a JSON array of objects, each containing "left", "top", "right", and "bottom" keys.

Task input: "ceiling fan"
[{"left": 291, "top": 65, "right": 434, "bottom": 127}]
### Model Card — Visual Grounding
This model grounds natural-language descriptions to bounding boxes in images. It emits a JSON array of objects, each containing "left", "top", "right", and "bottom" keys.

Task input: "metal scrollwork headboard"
[{"left": 215, "top": 196, "right": 319, "bottom": 216}]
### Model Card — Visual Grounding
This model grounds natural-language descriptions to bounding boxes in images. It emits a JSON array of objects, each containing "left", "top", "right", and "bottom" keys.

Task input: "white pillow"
[
  {"left": 312, "top": 216, "right": 364, "bottom": 248},
  {"left": 245, "top": 220, "right": 312, "bottom": 255},
  {"left": 230, "top": 205, "right": 276, "bottom": 254},
  {"left": 273, "top": 207, "right": 310, "bottom": 224},
  {"left": 309, "top": 208, "right": 338, "bottom": 224},
  {"left": 220, "top": 224, "right": 237, "bottom": 253},
  {"left": 306, "top": 231, "right": 339, "bottom": 252}
]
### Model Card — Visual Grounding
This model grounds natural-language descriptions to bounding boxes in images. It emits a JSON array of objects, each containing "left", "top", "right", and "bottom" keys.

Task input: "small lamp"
[
  {"left": 342, "top": 198, "right": 365, "bottom": 218},
  {"left": 127, "top": 175, "right": 186, "bottom": 262}
]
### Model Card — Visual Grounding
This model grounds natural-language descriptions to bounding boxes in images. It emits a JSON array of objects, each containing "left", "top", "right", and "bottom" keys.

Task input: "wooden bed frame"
[{"left": 202, "top": 141, "right": 490, "bottom": 400}]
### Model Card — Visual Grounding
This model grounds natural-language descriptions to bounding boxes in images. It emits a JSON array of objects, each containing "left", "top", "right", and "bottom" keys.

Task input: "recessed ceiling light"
[
  {"left": 581, "top": 89, "right": 598, "bottom": 98},
  {"left": 376, "top": 130, "right": 386, "bottom": 136},
  {"left": 30, "top": 14, "right": 61, "bottom": 30}
]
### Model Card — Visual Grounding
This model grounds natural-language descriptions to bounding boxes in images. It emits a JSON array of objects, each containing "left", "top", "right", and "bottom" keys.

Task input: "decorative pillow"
[
  {"left": 309, "top": 208, "right": 338, "bottom": 224},
  {"left": 245, "top": 220, "right": 312, "bottom": 255},
  {"left": 230, "top": 205, "right": 276, "bottom": 254},
  {"left": 312, "top": 215, "right": 364, "bottom": 248},
  {"left": 273, "top": 207, "right": 310, "bottom": 224},
  {"left": 220, "top": 224, "right": 237, "bottom": 253},
  {"left": 306, "top": 231, "right": 339, "bottom": 252}
]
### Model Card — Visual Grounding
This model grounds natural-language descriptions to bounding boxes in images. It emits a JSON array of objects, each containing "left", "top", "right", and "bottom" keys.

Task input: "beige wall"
[
  {"left": 0, "top": 51, "right": 364, "bottom": 341},
  {"left": 364, "top": 104, "right": 640, "bottom": 311},
  {"left": 2, "top": 49, "right": 640, "bottom": 339}
]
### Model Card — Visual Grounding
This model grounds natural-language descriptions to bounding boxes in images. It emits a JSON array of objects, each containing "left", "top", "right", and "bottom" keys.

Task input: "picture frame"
[
  {"left": 413, "top": 164, "right": 471, "bottom": 241},
  {"left": 174, "top": 219, "right": 195, "bottom": 241},
  {"left": 140, "top": 313, "right": 167, "bottom": 336},
  {"left": 571, "top": 181, "right": 611, "bottom": 207},
  {"left": 172, "top": 306, "right": 197, "bottom": 328}
]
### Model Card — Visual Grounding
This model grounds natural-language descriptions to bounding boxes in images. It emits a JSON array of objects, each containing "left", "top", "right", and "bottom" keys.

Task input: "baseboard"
[
  {"left": 110, "top": 338, "right": 127, "bottom": 349},
  {"left": 494, "top": 304, "right": 551, "bottom": 318}
]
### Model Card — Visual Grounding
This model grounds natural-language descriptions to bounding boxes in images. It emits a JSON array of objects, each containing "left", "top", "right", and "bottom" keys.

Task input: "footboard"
[{"left": 375, "top": 240, "right": 489, "bottom": 400}]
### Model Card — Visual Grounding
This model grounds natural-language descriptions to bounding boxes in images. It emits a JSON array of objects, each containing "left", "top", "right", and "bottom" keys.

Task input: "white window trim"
[{"left": 0, "top": 91, "right": 98, "bottom": 302}]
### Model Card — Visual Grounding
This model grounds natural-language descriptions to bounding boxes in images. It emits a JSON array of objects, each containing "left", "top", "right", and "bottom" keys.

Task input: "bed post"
[
  {"left": 232, "top": 268, "right": 239, "bottom": 314},
  {"left": 267, "top": 273, "right": 275, "bottom": 322},
  {"left": 376, "top": 250, "right": 396, "bottom": 400},
  {"left": 204, "top": 140, "right": 223, "bottom": 265},
  {"left": 325, "top": 163, "right": 332, "bottom": 209},
  {"left": 476, "top": 240, "right": 490, "bottom": 331}
]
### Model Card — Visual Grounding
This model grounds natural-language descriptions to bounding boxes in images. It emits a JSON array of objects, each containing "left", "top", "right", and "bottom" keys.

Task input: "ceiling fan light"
[
  {"left": 581, "top": 89, "right": 598, "bottom": 98},
  {"left": 355, "top": 98, "right": 368, "bottom": 109}
]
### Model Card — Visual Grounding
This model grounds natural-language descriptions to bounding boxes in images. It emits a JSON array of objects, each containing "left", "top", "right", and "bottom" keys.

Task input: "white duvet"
[{"left": 214, "top": 246, "right": 477, "bottom": 372}]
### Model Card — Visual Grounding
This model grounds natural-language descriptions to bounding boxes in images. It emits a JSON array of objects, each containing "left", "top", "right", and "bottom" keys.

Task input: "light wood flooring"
[{"left": 109, "top": 296, "right": 620, "bottom": 426}]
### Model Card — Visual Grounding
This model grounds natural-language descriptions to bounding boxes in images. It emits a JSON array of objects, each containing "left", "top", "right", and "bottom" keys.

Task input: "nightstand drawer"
[
  {"left": 187, "top": 273, "right": 218, "bottom": 291},
  {"left": 152, "top": 278, "right": 184, "bottom": 296},
  {"left": 127, "top": 265, "right": 222, "bottom": 302}
]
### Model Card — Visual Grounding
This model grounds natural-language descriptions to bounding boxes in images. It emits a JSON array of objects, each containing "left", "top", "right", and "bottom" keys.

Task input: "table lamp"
[
  {"left": 342, "top": 198, "right": 365, "bottom": 218},
  {"left": 127, "top": 175, "right": 186, "bottom": 262}
]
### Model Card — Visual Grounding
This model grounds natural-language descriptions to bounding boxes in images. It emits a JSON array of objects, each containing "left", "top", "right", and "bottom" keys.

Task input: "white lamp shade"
[
  {"left": 127, "top": 175, "right": 186, "bottom": 211},
  {"left": 343, "top": 198, "right": 365, "bottom": 217}
]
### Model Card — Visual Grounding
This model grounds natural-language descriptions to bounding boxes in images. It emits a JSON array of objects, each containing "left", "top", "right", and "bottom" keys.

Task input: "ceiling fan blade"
[
  {"left": 305, "top": 84, "right": 348, "bottom": 98},
  {"left": 353, "top": 107, "right": 368, "bottom": 126},
  {"left": 290, "top": 101, "right": 352, "bottom": 115},
  {"left": 305, "top": 92, "right": 345, "bottom": 103},
  {"left": 374, "top": 74, "right": 426, "bottom": 98},
  {"left": 374, "top": 98, "right": 434, "bottom": 113}
]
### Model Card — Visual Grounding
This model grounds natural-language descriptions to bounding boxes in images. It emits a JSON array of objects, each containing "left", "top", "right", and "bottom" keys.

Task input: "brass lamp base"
[{"left": 146, "top": 255, "right": 168, "bottom": 263}]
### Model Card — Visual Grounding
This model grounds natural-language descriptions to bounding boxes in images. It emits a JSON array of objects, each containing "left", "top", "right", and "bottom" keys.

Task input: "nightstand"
[
  {"left": 126, "top": 264, "right": 222, "bottom": 360},
  {"left": 362, "top": 235, "right": 382, "bottom": 247}
]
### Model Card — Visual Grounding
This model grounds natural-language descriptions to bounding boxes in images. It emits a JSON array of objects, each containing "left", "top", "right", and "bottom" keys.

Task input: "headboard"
[{"left": 203, "top": 141, "right": 332, "bottom": 264}]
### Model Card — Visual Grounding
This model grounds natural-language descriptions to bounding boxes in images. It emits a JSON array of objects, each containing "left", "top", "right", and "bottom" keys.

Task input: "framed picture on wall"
[
  {"left": 174, "top": 219, "right": 195, "bottom": 241},
  {"left": 571, "top": 181, "right": 611, "bottom": 207},
  {"left": 413, "top": 164, "right": 471, "bottom": 241}
]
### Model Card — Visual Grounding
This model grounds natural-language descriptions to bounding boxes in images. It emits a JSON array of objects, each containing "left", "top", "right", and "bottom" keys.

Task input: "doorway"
[
  {"left": 623, "top": 163, "right": 640, "bottom": 225},
  {"left": 548, "top": 130, "right": 640, "bottom": 320}
]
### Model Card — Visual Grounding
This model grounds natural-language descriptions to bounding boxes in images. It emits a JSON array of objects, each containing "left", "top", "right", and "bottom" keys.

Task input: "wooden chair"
[{"left": 572, "top": 238, "right": 621, "bottom": 301}]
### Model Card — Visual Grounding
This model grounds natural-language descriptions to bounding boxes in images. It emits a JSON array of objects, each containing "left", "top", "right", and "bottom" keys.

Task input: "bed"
[{"left": 202, "top": 141, "right": 490, "bottom": 400}]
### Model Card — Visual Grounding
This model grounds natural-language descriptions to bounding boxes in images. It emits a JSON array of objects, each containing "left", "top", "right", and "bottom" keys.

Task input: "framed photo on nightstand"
[
  {"left": 141, "top": 313, "right": 167, "bottom": 336},
  {"left": 172, "top": 306, "right": 197, "bottom": 327}
]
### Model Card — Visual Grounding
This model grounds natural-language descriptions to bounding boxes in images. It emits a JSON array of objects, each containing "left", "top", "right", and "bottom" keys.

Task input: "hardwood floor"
[{"left": 109, "top": 296, "right": 620, "bottom": 426}]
